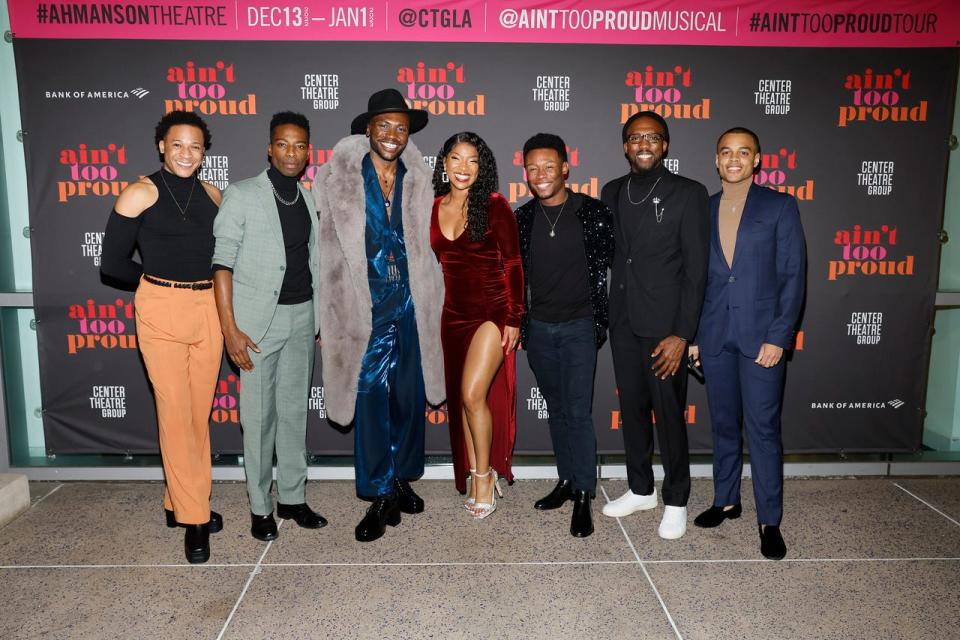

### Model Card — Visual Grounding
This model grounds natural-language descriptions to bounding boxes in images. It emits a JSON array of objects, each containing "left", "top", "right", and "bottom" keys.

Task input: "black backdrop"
[{"left": 14, "top": 40, "right": 956, "bottom": 455}]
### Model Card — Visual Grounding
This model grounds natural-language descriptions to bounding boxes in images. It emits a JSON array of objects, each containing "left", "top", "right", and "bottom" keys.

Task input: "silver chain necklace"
[
  {"left": 271, "top": 182, "right": 301, "bottom": 207},
  {"left": 626, "top": 175, "right": 662, "bottom": 206},
  {"left": 538, "top": 196, "right": 568, "bottom": 238},
  {"left": 159, "top": 170, "right": 196, "bottom": 218}
]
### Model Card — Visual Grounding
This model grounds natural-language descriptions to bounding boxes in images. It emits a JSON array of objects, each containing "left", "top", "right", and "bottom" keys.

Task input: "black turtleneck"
[
  {"left": 211, "top": 167, "right": 313, "bottom": 304},
  {"left": 267, "top": 166, "right": 313, "bottom": 304},
  {"left": 101, "top": 168, "right": 218, "bottom": 284}
]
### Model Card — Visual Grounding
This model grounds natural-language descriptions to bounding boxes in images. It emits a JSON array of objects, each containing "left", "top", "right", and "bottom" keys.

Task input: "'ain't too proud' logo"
[
  {"left": 67, "top": 298, "right": 136, "bottom": 355},
  {"left": 57, "top": 142, "right": 128, "bottom": 203},
  {"left": 621, "top": 65, "right": 710, "bottom": 123},
  {"left": 838, "top": 68, "right": 927, "bottom": 127},
  {"left": 396, "top": 61, "right": 485, "bottom": 117},
  {"left": 165, "top": 60, "right": 257, "bottom": 116}
]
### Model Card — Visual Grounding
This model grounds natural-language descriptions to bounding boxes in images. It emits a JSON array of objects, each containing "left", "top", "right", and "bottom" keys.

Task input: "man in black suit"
[{"left": 600, "top": 111, "right": 709, "bottom": 540}]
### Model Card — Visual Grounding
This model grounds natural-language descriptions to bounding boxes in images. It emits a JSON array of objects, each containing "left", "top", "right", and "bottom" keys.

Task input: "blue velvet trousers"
[{"left": 354, "top": 281, "right": 426, "bottom": 498}]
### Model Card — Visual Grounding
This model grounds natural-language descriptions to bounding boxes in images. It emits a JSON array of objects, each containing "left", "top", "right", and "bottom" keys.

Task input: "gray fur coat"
[{"left": 312, "top": 135, "right": 445, "bottom": 425}]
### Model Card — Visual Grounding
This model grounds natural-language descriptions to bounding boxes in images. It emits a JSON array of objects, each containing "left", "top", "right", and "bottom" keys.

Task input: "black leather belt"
[{"left": 143, "top": 275, "right": 213, "bottom": 290}]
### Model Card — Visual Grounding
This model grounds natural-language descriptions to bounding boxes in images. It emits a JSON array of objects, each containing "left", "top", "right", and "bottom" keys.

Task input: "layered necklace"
[{"left": 377, "top": 170, "right": 396, "bottom": 209}]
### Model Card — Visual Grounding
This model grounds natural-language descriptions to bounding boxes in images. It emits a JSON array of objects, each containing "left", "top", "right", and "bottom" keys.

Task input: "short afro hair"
[
  {"left": 270, "top": 111, "right": 310, "bottom": 140},
  {"left": 716, "top": 126, "right": 761, "bottom": 156},
  {"left": 621, "top": 110, "right": 670, "bottom": 144},
  {"left": 522, "top": 133, "right": 567, "bottom": 164}
]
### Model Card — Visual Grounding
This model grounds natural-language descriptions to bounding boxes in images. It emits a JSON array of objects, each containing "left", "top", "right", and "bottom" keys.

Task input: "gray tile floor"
[{"left": 1, "top": 477, "right": 959, "bottom": 639}]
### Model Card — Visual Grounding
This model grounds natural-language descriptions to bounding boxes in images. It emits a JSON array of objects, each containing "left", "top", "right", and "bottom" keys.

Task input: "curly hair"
[
  {"left": 154, "top": 110, "right": 212, "bottom": 150},
  {"left": 432, "top": 132, "right": 499, "bottom": 243}
]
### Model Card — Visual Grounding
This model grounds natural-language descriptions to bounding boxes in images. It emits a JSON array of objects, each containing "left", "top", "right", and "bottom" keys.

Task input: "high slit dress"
[{"left": 430, "top": 192, "right": 524, "bottom": 494}]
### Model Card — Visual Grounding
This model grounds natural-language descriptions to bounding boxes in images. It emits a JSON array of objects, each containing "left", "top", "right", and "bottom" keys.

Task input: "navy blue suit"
[{"left": 695, "top": 183, "right": 805, "bottom": 525}]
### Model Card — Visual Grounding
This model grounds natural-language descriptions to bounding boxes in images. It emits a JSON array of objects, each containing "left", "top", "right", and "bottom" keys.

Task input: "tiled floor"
[{"left": 2, "top": 477, "right": 958, "bottom": 639}]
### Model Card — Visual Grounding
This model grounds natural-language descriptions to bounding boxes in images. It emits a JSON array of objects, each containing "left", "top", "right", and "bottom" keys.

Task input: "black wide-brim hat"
[{"left": 350, "top": 88, "right": 429, "bottom": 135}]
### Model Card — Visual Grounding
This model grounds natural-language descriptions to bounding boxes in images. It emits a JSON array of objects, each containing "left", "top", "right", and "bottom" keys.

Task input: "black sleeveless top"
[{"left": 101, "top": 169, "right": 218, "bottom": 283}]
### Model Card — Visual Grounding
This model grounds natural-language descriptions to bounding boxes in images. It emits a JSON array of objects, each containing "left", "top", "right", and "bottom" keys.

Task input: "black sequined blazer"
[{"left": 514, "top": 192, "right": 614, "bottom": 349}]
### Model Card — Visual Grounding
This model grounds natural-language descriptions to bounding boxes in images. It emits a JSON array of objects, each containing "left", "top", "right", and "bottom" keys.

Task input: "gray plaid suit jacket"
[{"left": 212, "top": 170, "right": 320, "bottom": 344}]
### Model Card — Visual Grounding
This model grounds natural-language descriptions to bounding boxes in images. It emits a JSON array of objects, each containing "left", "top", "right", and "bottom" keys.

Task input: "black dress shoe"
[
  {"left": 277, "top": 502, "right": 328, "bottom": 529},
  {"left": 165, "top": 509, "right": 223, "bottom": 534},
  {"left": 570, "top": 490, "right": 594, "bottom": 538},
  {"left": 394, "top": 478, "right": 425, "bottom": 514},
  {"left": 535, "top": 480, "right": 574, "bottom": 511},
  {"left": 759, "top": 524, "right": 787, "bottom": 560},
  {"left": 693, "top": 504, "right": 742, "bottom": 528},
  {"left": 250, "top": 513, "right": 278, "bottom": 541},
  {"left": 184, "top": 523, "right": 210, "bottom": 564},
  {"left": 355, "top": 495, "right": 401, "bottom": 542}
]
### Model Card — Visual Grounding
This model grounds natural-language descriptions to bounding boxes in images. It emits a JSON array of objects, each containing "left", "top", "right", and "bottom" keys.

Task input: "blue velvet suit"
[
  {"left": 354, "top": 155, "right": 425, "bottom": 498},
  {"left": 695, "top": 183, "right": 805, "bottom": 525}
]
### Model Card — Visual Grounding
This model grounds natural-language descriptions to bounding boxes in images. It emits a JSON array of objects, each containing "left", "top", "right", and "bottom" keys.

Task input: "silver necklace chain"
[
  {"left": 159, "top": 170, "right": 196, "bottom": 218},
  {"left": 538, "top": 196, "right": 568, "bottom": 238},
  {"left": 271, "top": 181, "right": 301, "bottom": 207},
  {"left": 626, "top": 175, "right": 662, "bottom": 206}
]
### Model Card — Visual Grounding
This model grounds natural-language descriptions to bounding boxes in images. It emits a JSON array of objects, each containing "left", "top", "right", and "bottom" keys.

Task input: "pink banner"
[{"left": 9, "top": 0, "right": 960, "bottom": 46}]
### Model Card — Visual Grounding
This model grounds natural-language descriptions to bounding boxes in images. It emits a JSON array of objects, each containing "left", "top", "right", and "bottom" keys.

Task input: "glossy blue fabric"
[{"left": 354, "top": 155, "right": 425, "bottom": 498}]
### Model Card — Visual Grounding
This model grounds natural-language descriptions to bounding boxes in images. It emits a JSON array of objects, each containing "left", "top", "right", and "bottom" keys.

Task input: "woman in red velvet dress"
[{"left": 430, "top": 132, "right": 523, "bottom": 519}]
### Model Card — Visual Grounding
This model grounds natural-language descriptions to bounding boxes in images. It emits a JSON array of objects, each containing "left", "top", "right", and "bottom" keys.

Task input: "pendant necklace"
[
  {"left": 538, "top": 196, "right": 568, "bottom": 238},
  {"left": 378, "top": 172, "right": 395, "bottom": 208},
  {"left": 160, "top": 170, "right": 196, "bottom": 219}
]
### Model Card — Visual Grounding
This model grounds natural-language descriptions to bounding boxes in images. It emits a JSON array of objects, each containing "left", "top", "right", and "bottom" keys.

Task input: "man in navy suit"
[{"left": 689, "top": 127, "right": 805, "bottom": 560}]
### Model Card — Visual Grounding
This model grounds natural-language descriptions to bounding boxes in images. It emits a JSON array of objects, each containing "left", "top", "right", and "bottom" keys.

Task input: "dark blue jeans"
[{"left": 525, "top": 316, "right": 598, "bottom": 492}]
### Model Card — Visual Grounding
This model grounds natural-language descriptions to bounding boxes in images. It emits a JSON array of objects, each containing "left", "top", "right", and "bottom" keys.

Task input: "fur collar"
[{"left": 321, "top": 135, "right": 431, "bottom": 304}]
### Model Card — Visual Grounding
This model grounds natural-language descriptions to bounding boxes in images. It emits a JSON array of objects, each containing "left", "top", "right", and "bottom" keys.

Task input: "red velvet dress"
[{"left": 430, "top": 193, "right": 524, "bottom": 494}]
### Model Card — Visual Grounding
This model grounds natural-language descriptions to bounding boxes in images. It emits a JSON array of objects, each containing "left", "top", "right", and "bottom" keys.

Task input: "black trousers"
[{"left": 609, "top": 313, "right": 691, "bottom": 507}]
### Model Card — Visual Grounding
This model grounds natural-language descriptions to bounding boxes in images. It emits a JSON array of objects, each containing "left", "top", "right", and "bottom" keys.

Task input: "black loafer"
[
  {"left": 277, "top": 502, "right": 328, "bottom": 529},
  {"left": 250, "top": 513, "right": 278, "bottom": 541},
  {"left": 535, "top": 480, "right": 574, "bottom": 511},
  {"left": 570, "top": 490, "right": 594, "bottom": 538},
  {"left": 394, "top": 479, "right": 425, "bottom": 514},
  {"left": 693, "top": 504, "right": 742, "bottom": 528},
  {"left": 355, "top": 495, "right": 401, "bottom": 542},
  {"left": 166, "top": 509, "right": 223, "bottom": 534},
  {"left": 759, "top": 525, "right": 787, "bottom": 560},
  {"left": 184, "top": 524, "right": 210, "bottom": 564}
]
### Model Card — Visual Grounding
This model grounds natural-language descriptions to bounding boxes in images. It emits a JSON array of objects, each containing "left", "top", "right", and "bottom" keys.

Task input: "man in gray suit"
[{"left": 213, "top": 112, "right": 325, "bottom": 541}]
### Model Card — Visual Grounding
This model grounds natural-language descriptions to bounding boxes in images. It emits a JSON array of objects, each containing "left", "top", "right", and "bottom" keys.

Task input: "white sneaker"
[
  {"left": 602, "top": 488, "right": 657, "bottom": 517},
  {"left": 658, "top": 505, "right": 687, "bottom": 539}
]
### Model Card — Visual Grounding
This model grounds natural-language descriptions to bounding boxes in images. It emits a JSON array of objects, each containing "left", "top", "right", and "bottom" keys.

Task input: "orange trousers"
[{"left": 135, "top": 277, "right": 223, "bottom": 525}]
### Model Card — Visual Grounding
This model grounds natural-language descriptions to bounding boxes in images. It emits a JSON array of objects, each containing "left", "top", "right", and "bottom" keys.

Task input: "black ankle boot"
[
  {"left": 535, "top": 480, "right": 574, "bottom": 510},
  {"left": 184, "top": 523, "right": 210, "bottom": 564},
  {"left": 394, "top": 478, "right": 425, "bottom": 514},
  {"left": 355, "top": 495, "right": 401, "bottom": 542},
  {"left": 166, "top": 509, "right": 223, "bottom": 533},
  {"left": 570, "top": 490, "right": 594, "bottom": 538}
]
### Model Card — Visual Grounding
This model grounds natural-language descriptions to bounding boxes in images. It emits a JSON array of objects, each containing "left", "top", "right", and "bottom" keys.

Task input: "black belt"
[{"left": 143, "top": 274, "right": 213, "bottom": 290}]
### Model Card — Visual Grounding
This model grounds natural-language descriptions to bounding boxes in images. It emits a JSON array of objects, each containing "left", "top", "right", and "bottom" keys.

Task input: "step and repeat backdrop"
[{"left": 8, "top": 0, "right": 959, "bottom": 456}]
